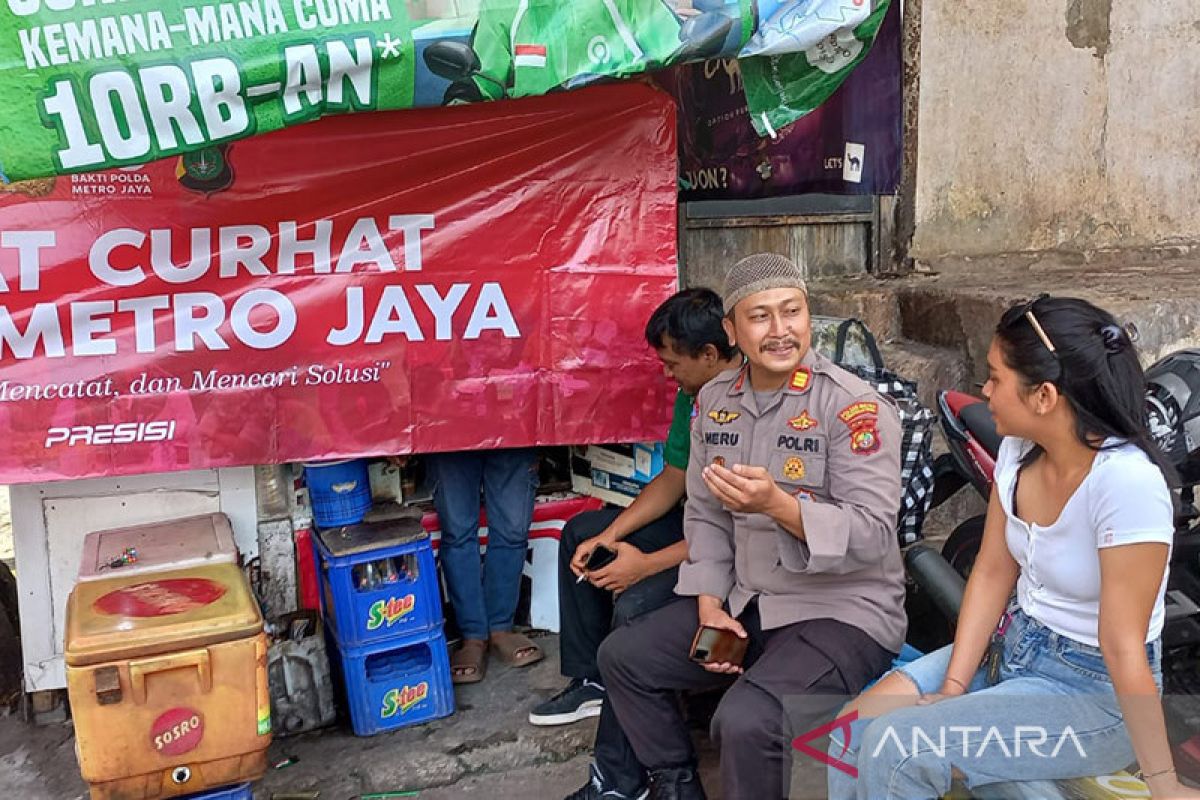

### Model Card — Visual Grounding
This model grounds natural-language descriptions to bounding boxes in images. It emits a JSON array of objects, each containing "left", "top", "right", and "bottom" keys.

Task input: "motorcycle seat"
[{"left": 960, "top": 401, "right": 1002, "bottom": 456}]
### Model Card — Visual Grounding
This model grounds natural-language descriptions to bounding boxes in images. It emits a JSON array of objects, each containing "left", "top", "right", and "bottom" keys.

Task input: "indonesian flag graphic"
[{"left": 515, "top": 43, "right": 548, "bottom": 68}]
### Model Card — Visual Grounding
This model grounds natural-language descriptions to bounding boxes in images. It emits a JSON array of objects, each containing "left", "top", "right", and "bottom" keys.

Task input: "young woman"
[{"left": 828, "top": 296, "right": 1200, "bottom": 800}]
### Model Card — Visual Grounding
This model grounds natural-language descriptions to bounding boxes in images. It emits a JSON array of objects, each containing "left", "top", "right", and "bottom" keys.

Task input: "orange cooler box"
[{"left": 65, "top": 563, "right": 272, "bottom": 800}]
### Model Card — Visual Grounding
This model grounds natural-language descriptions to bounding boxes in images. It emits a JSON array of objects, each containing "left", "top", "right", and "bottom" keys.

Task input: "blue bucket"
[{"left": 305, "top": 459, "right": 372, "bottom": 528}]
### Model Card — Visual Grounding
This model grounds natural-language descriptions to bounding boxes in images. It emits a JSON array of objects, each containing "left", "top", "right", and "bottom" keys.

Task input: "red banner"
[{"left": 0, "top": 84, "right": 678, "bottom": 484}]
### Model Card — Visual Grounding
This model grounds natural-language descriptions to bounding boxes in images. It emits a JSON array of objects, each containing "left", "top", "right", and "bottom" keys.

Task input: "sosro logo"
[{"left": 44, "top": 420, "right": 176, "bottom": 448}]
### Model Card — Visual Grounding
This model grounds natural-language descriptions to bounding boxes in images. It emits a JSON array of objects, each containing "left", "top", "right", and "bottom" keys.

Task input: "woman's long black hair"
[{"left": 995, "top": 295, "right": 1177, "bottom": 485}]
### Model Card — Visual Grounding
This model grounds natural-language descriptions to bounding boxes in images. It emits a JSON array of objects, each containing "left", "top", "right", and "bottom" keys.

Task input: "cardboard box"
[{"left": 569, "top": 443, "right": 665, "bottom": 506}]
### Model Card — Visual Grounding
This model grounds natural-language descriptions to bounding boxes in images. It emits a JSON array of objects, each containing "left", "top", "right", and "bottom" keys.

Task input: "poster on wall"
[
  {"left": 662, "top": 0, "right": 901, "bottom": 200},
  {"left": 0, "top": 0, "right": 891, "bottom": 182},
  {"left": 0, "top": 83, "right": 679, "bottom": 483}
]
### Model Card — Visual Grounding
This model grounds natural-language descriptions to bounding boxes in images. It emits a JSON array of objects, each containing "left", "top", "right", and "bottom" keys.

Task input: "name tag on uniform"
[
  {"left": 515, "top": 43, "right": 547, "bottom": 68},
  {"left": 704, "top": 432, "right": 740, "bottom": 447}
]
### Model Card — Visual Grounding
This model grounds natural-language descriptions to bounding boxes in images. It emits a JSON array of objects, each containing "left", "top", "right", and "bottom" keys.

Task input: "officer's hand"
[
  {"left": 703, "top": 463, "right": 785, "bottom": 515},
  {"left": 570, "top": 529, "right": 618, "bottom": 578},
  {"left": 697, "top": 596, "right": 747, "bottom": 674},
  {"left": 588, "top": 543, "right": 648, "bottom": 594}
]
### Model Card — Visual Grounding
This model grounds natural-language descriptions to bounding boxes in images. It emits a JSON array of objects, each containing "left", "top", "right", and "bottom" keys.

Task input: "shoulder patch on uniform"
[
  {"left": 708, "top": 409, "right": 741, "bottom": 425},
  {"left": 838, "top": 401, "right": 879, "bottom": 425},
  {"left": 839, "top": 400, "right": 881, "bottom": 455},
  {"left": 789, "top": 367, "right": 812, "bottom": 393},
  {"left": 849, "top": 425, "right": 881, "bottom": 455},
  {"left": 788, "top": 411, "right": 818, "bottom": 432}
]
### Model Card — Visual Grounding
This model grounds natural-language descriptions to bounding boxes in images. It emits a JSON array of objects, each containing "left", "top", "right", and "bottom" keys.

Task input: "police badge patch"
[
  {"left": 783, "top": 456, "right": 806, "bottom": 481},
  {"left": 788, "top": 411, "right": 818, "bottom": 431},
  {"left": 837, "top": 402, "right": 878, "bottom": 424},
  {"left": 839, "top": 401, "right": 881, "bottom": 455},
  {"left": 850, "top": 426, "right": 880, "bottom": 455},
  {"left": 708, "top": 409, "right": 741, "bottom": 425}
]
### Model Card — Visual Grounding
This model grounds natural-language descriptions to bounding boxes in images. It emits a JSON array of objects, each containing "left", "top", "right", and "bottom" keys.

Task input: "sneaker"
[
  {"left": 647, "top": 766, "right": 706, "bottom": 800},
  {"left": 564, "top": 763, "right": 649, "bottom": 800},
  {"left": 529, "top": 678, "right": 606, "bottom": 726}
]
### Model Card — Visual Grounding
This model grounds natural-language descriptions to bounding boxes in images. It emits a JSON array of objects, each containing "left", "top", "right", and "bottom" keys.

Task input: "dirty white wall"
[{"left": 910, "top": 0, "right": 1200, "bottom": 259}]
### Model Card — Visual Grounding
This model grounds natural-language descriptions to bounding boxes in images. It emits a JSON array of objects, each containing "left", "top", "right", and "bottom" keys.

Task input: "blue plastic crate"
[
  {"left": 305, "top": 460, "right": 372, "bottom": 528},
  {"left": 332, "top": 629, "right": 455, "bottom": 736},
  {"left": 177, "top": 782, "right": 252, "bottom": 800},
  {"left": 316, "top": 520, "right": 444, "bottom": 647}
]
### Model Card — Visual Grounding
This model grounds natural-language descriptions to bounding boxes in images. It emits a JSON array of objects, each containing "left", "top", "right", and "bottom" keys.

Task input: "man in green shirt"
[
  {"left": 465, "top": 0, "right": 747, "bottom": 100},
  {"left": 528, "top": 288, "right": 741, "bottom": 800}
]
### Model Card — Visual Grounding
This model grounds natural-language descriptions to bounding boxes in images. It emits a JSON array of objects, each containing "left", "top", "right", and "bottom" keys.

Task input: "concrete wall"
[{"left": 910, "top": 0, "right": 1200, "bottom": 259}]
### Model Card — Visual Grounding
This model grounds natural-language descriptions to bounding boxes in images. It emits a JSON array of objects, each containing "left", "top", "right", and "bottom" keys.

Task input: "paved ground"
[{"left": 0, "top": 636, "right": 738, "bottom": 800}]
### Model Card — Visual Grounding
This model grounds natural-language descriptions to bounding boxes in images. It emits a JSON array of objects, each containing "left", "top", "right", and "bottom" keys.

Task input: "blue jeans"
[
  {"left": 428, "top": 448, "right": 538, "bottom": 641},
  {"left": 828, "top": 607, "right": 1163, "bottom": 800}
]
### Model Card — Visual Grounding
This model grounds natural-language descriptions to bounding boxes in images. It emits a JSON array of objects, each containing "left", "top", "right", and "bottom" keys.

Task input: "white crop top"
[{"left": 994, "top": 436, "right": 1173, "bottom": 647}]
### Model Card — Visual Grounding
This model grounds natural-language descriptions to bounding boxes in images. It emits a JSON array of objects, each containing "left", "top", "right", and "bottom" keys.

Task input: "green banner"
[
  {"left": 0, "top": 0, "right": 888, "bottom": 182},
  {"left": 0, "top": 0, "right": 422, "bottom": 180},
  {"left": 741, "top": 0, "right": 890, "bottom": 137}
]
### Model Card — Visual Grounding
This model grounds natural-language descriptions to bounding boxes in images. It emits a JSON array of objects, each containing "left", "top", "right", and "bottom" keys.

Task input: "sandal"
[
  {"left": 489, "top": 630, "right": 544, "bottom": 668},
  {"left": 450, "top": 639, "right": 488, "bottom": 685}
]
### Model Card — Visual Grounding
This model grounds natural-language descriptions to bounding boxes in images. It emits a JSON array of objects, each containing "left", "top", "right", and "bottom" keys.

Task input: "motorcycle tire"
[{"left": 942, "top": 515, "right": 986, "bottom": 580}]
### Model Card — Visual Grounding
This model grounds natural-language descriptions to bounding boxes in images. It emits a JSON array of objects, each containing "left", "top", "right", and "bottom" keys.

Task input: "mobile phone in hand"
[
  {"left": 585, "top": 544, "right": 618, "bottom": 571},
  {"left": 689, "top": 625, "right": 749, "bottom": 666}
]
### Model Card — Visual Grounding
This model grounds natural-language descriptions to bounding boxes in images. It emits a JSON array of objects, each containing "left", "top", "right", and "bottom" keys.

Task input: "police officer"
[{"left": 598, "top": 253, "right": 906, "bottom": 800}]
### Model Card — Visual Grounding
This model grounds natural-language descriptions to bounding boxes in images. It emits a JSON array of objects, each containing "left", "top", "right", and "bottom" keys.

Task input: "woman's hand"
[
  {"left": 916, "top": 677, "right": 968, "bottom": 706},
  {"left": 1145, "top": 771, "right": 1200, "bottom": 799}
]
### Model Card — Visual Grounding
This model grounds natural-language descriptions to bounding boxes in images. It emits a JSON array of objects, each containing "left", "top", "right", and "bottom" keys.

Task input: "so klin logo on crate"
[
  {"left": 366, "top": 594, "right": 416, "bottom": 631},
  {"left": 381, "top": 683, "right": 429, "bottom": 718}
]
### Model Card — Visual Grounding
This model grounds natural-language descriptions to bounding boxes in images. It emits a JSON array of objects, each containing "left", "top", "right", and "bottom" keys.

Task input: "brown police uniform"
[{"left": 598, "top": 347, "right": 906, "bottom": 800}]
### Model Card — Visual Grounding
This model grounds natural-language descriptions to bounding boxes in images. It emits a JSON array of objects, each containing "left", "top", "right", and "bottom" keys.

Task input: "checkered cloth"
[{"left": 832, "top": 320, "right": 936, "bottom": 546}]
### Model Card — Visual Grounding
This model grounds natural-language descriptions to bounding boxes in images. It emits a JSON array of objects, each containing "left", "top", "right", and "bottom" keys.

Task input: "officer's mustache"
[{"left": 760, "top": 338, "right": 799, "bottom": 352}]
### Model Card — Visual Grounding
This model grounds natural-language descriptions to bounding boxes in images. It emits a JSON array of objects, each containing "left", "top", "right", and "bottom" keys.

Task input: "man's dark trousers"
[
  {"left": 598, "top": 596, "right": 896, "bottom": 800},
  {"left": 557, "top": 506, "right": 683, "bottom": 795},
  {"left": 558, "top": 506, "right": 684, "bottom": 680}
]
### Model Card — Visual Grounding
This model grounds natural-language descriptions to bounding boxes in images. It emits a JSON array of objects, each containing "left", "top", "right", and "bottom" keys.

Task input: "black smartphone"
[{"left": 585, "top": 544, "right": 618, "bottom": 571}]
